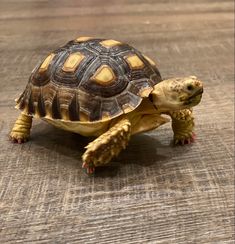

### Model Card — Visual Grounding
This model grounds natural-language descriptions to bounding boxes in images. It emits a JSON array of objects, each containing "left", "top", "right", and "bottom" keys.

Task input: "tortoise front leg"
[
  {"left": 169, "top": 109, "right": 195, "bottom": 145},
  {"left": 82, "top": 118, "right": 131, "bottom": 174},
  {"left": 10, "top": 113, "right": 33, "bottom": 143}
]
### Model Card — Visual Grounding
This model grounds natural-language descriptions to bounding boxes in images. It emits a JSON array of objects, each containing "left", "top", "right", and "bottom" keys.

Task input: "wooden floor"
[{"left": 0, "top": 0, "right": 234, "bottom": 243}]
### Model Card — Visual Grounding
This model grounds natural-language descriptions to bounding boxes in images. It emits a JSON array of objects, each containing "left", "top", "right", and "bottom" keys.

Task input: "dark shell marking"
[{"left": 17, "top": 38, "right": 162, "bottom": 122}]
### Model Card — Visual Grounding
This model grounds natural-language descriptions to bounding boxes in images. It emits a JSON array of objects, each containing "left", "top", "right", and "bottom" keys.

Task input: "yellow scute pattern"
[
  {"left": 125, "top": 55, "right": 144, "bottom": 69},
  {"left": 91, "top": 65, "right": 116, "bottom": 85},
  {"left": 75, "top": 37, "right": 93, "bottom": 42},
  {"left": 62, "top": 52, "right": 85, "bottom": 72},
  {"left": 100, "top": 39, "right": 122, "bottom": 48},
  {"left": 39, "top": 53, "right": 55, "bottom": 72}
]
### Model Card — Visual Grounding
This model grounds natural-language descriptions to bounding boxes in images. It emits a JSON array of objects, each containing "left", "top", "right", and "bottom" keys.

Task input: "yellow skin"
[{"left": 10, "top": 76, "right": 203, "bottom": 174}]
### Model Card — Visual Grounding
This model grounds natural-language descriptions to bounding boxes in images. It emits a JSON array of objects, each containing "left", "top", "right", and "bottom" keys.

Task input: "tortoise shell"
[{"left": 16, "top": 37, "right": 162, "bottom": 122}]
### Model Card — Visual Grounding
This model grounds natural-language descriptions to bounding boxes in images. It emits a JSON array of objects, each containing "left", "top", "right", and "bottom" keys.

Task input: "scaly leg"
[
  {"left": 169, "top": 109, "right": 195, "bottom": 145},
  {"left": 10, "top": 113, "right": 33, "bottom": 143},
  {"left": 82, "top": 118, "right": 131, "bottom": 174}
]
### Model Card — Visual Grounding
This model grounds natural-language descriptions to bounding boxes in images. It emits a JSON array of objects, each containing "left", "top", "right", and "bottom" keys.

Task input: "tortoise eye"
[{"left": 187, "top": 84, "right": 193, "bottom": 91}]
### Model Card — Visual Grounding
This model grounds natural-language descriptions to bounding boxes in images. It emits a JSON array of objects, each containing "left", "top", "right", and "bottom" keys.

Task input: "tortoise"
[{"left": 10, "top": 37, "right": 203, "bottom": 174}]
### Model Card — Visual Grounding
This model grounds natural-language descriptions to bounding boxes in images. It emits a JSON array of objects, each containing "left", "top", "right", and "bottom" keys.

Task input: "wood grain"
[{"left": 0, "top": 0, "right": 234, "bottom": 243}]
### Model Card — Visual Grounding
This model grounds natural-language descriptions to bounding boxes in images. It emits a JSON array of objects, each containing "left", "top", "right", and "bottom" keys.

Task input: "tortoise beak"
[
  {"left": 183, "top": 88, "right": 203, "bottom": 106},
  {"left": 189, "top": 87, "right": 203, "bottom": 99}
]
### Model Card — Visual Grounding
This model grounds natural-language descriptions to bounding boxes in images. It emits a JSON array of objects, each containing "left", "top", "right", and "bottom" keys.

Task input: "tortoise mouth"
[
  {"left": 189, "top": 88, "right": 203, "bottom": 99},
  {"left": 183, "top": 88, "right": 203, "bottom": 105}
]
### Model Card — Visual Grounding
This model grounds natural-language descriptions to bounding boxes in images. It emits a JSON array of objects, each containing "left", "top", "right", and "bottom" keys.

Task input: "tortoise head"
[{"left": 150, "top": 76, "right": 203, "bottom": 111}]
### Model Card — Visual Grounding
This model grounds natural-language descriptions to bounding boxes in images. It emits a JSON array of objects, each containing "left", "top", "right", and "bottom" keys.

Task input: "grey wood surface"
[{"left": 0, "top": 0, "right": 234, "bottom": 243}]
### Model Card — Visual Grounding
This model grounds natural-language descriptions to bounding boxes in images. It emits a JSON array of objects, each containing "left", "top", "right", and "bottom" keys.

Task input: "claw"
[
  {"left": 88, "top": 167, "right": 95, "bottom": 174},
  {"left": 82, "top": 162, "right": 95, "bottom": 175},
  {"left": 10, "top": 136, "right": 28, "bottom": 144},
  {"left": 174, "top": 139, "right": 179, "bottom": 145},
  {"left": 10, "top": 131, "right": 29, "bottom": 144},
  {"left": 174, "top": 133, "right": 196, "bottom": 146},
  {"left": 185, "top": 139, "right": 190, "bottom": 144},
  {"left": 191, "top": 132, "right": 196, "bottom": 141},
  {"left": 82, "top": 162, "right": 87, "bottom": 168}
]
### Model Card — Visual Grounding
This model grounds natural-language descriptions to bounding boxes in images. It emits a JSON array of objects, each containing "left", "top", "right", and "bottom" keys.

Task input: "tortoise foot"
[
  {"left": 174, "top": 132, "right": 196, "bottom": 145},
  {"left": 10, "top": 132, "right": 29, "bottom": 144},
  {"left": 82, "top": 162, "right": 95, "bottom": 175},
  {"left": 10, "top": 113, "right": 32, "bottom": 144}
]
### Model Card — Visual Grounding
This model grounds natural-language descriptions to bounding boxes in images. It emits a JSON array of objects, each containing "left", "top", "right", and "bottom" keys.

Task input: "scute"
[
  {"left": 91, "top": 65, "right": 116, "bottom": 85},
  {"left": 125, "top": 54, "right": 145, "bottom": 70},
  {"left": 39, "top": 53, "right": 55, "bottom": 73},
  {"left": 100, "top": 39, "right": 122, "bottom": 48},
  {"left": 16, "top": 37, "right": 162, "bottom": 122},
  {"left": 62, "top": 52, "right": 85, "bottom": 72}
]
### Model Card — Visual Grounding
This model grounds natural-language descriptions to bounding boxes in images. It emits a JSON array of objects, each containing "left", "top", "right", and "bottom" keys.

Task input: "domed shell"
[{"left": 16, "top": 37, "right": 162, "bottom": 122}]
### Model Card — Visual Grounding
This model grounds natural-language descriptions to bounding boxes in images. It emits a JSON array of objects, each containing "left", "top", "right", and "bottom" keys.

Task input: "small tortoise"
[{"left": 10, "top": 37, "right": 203, "bottom": 174}]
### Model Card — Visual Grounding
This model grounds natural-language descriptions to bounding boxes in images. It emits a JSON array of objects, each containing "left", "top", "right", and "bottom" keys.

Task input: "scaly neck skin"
[
  {"left": 150, "top": 82, "right": 175, "bottom": 113},
  {"left": 113, "top": 97, "right": 170, "bottom": 135}
]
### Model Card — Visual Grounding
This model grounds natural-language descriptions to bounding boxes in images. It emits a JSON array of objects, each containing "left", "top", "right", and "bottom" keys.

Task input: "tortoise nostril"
[{"left": 195, "top": 81, "right": 202, "bottom": 87}]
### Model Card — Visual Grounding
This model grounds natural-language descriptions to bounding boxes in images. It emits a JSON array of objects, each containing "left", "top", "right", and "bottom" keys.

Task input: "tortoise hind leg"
[
  {"left": 82, "top": 118, "right": 131, "bottom": 174},
  {"left": 10, "top": 113, "right": 33, "bottom": 143}
]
